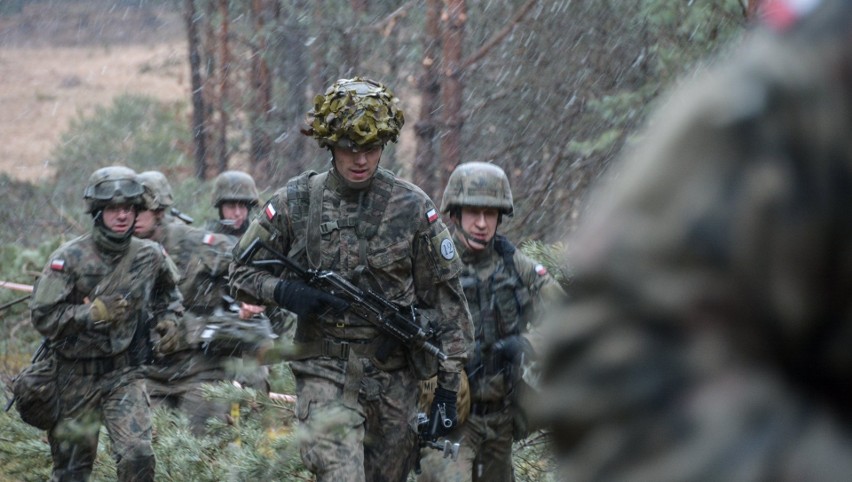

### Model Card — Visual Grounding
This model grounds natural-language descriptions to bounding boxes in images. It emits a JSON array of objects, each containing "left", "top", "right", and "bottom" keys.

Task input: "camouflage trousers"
[
  {"left": 417, "top": 408, "right": 514, "bottom": 482},
  {"left": 294, "top": 361, "right": 419, "bottom": 482},
  {"left": 49, "top": 360, "right": 154, "bottom": 482}
]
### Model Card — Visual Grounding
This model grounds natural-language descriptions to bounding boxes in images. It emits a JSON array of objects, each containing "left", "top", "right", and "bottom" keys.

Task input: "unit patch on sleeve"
[
  {"left": 203, "top": 233, "right": 216, "bottom": 245},
  {"left": 426, "top": 208, "right": 439, "bottom": 223},
  {"left": 535, "top": 264, "right": 548, "bottom": 276},
  {"left": 265, "top": 203, "right": 277, "bottom": 221},
  {"left": 50, "top": 259, "right": 65, "bottom": 271}
]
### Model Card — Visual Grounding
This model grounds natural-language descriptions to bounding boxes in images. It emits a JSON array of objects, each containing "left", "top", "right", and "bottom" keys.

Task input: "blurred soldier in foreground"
[
  {"left": 230, "top": 77, "right": 473, "bottom": 481},
  {"left": 30, "top": 166, "right": 182, "bottom": 482},
  {"left": 417, "top": 162, "right": 564, "bottom": 481},
  {"left": 135, "top": 171, "right": 270, "bottom": 434},
  {"left": 208, "top": 170, "right": 260, "bottom": 238},
  {"left": 532, "top": 0, "right": 852, "bottom": 480}
]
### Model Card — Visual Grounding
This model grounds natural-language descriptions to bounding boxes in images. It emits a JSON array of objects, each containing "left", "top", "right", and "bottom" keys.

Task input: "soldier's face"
[
  {"left": 458, "top": 206, "right": 499, "bottom": 251},
  {"left": 221, "top": 201, "right": 249, "bottom": 229},
  {"left": 134, "top": 209, "right": 161, "bottom": 239},
  {"left": 333, "top": 146, "right": 382, "bottom": 184},
  {"left": 102, "top": 204, "right": 137, "bottom": 234}
]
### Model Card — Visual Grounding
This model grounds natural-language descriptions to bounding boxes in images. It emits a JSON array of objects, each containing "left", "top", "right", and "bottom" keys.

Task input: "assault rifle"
[
  {"left": 238, "top": 238, "right": 447, "bottom": 362},
  {"left": 414, "top": 410, "right": 460, "bottom": 473}
]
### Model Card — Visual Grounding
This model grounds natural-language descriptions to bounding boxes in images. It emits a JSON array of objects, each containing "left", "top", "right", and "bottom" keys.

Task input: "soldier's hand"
[
  {"left": 89, "top": 294, "right": 129, "bottom": 324},
  {"left": 427, "top": 387, "right": 458, "bottom": 438},
  {"left": 274, "top": 279, "right": 349, "bottom": 318},
  {"left": 494, "top": 335, "right": 532, "bottom": 363},
  {"left": 155, "top": 318, "right": 184, "bottom": 355}
]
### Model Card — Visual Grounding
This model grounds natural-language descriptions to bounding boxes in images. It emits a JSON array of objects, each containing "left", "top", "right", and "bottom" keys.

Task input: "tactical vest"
[
  {"left": 463, "top": 235, "right": 533, "bottom": 384},
  {"left": 285, "top": 168, "right": 398, "bottom": 339}
]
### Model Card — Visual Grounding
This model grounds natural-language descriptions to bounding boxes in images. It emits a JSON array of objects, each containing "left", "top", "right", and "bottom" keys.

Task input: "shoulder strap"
[{"left": 306, "top": 171, "right": 328, "bottom": 270}]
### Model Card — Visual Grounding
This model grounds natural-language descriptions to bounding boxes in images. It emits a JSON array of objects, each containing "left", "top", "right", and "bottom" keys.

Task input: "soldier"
[
  {"left": 207, "top": 170, "right": 260, "bottom": 238},
  {"left": 417, "top": 162, "right": 564, "bottom": 482},
  {"left": 532, "top": 0, "right": 852, "bottom": 480},
  {"left": 134, "top": 170, "right": 268, "bottom": 434},
  {"left": 29, "top": 166, "right": 182, "bottom": 482},
  {"left": 229, "top": 77, "right": 473, "bottom": 481}
]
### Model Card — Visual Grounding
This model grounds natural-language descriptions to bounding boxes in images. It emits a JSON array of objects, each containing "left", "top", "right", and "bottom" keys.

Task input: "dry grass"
[{"left": 0, "top": 1, "right": 186, "bottom": 182}]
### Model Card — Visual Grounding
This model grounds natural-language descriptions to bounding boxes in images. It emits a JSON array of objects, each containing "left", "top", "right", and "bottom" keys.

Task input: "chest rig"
[
  {"left": 285, "top": 168, "right": 396, "bottom": 334},
  {"left": 463, "top": 235, "right": 532, "bottom": 379}
]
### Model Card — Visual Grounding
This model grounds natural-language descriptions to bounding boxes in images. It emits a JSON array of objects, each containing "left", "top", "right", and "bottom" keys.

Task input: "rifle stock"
[{"left": 239, "top": 238, "right": 447, "bottom": 361}]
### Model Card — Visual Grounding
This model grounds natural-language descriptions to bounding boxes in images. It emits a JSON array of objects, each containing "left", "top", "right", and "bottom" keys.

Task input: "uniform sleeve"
[
  {"left": 29, "top": 252, "right": 92, "bottom": 339},
  {"left": 513, "top": 251, "right": 566, "bottom": 355},
  {"left": 412, "top": 204, "right": 474, "bottom": 392},
  {"left": 229, "top": 191, "right": 292, "bottom": 306},
  {"left": 151, "top": 247, "right": 184, "bottom": 320}
]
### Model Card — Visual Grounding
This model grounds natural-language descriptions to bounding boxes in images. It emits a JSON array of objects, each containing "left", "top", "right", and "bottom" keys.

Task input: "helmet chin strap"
[
  {"left": 454, "top": 221, "right": 494, "bottom": 250},
  {"left": 330, "top": 152, "right": 376, "bottom": 190}
]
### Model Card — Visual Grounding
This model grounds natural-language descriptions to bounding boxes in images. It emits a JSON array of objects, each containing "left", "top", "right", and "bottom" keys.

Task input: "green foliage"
[
  {"left": 48, "top": 94, "right": 191, "bottom": 230},
  {"left": 0, "top": 369, "right": 311, "bottom": 481}
]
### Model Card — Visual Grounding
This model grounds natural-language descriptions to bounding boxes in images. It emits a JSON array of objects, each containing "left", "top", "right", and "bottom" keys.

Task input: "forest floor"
[{"left": 0, "top": 1, "right": 187, "bottom": 182}]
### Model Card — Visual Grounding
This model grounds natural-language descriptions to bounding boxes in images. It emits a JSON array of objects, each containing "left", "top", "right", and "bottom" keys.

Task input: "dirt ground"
[{"left": 0, "top": 2, "right": 187, "bottom": 182}]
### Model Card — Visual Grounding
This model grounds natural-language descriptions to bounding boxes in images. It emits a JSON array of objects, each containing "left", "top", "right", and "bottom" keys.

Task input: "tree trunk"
[
  {"left": 413, "top": 0, "right": 442, "bottom": 199},
  {"left": 309, "top": 0, "right": 328, "bottom": 96},
  {"left": 249, "top": 0, "right": 273, "bottom": 179},
  {"left": 439, "top": 0, "right": 466, "bottom": 195},
  {"left": 202, "top": 0, "right": 217, "bottom": 178},
  {"left": 185, "top": 0, "right": 207, "bottom": 180},
  {"left": 216, "top": 0, "right": 231, "bottom": 174}
]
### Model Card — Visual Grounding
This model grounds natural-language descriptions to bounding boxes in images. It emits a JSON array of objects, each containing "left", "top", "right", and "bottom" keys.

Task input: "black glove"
[
  {"left": 427, "top": 387, "right": 458, "bottom": 438},
  {"left": 493, "top": 335, "right": 532, "bottom": 363},
  {"left": 274, "top": 279, "right": 349, "bottom": 318}
]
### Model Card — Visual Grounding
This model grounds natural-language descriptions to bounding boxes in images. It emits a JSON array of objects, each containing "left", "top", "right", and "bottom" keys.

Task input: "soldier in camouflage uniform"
[
  {"left": 29, "top": 166, "right": 182, "bottom": 482},
  {"left": 229, "top": 77, "right": 473, "bottom": 482},
  {"left": 532, "top": 0, "right": 852, "bottom": 480},
  {"left": 134, "top": 170, "right": 265, "bottom": 434},
  {"left": 207, "top": 170, "right": 260, "bottom": 238},
  {"left": 417, "top": 162, "right": 564, "bottom": 482}
]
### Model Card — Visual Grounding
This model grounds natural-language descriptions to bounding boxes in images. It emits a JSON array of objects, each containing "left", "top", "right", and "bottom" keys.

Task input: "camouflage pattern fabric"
[
  {"left": 230, "top": 165, "right": 473, "bottom": 481},
  {"left": 532, "top": 2, "right": 852, "bottom": 480},
  {"left": 418, "top": 233, "right": 563, "bottom": 482},
  {"left": 145, "top": 220, "right": 261, "bottom": 434},
  {"left": 30, "top": 225, "right": 182, "bottom": 482}
]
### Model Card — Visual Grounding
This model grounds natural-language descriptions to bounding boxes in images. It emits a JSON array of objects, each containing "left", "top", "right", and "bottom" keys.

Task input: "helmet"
[
  {"left": 303, "top": 77, "right": 405, "bottom": 149},
  {"left": 440, "top": 162, "right": 514, "bottom": 216},
  {"left": 137, "top": 171, "right": 174, "bottom": 211},
  {"left": 83, "top": 166, "right": 144, "bottom": 213},
  {"left": 212, "top": 171, "right": 260, "bottom": 208}
]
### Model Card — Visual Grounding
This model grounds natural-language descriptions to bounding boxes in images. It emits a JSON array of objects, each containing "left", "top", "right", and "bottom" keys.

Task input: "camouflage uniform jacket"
[
  {"left": 31, "top": 229, "right": 182, "bottom": 361},
  {"left": 533, "top": 10, "right": 852, "bottom": 481},
  {"left": 147, "top": 221, "right": 235, "bottom": 381},
  {"left": 457, "top": 232, "right": 562, "bottom": 403},
  {"left": 230, "top": 166, "right": 473, "bottom": 390}
]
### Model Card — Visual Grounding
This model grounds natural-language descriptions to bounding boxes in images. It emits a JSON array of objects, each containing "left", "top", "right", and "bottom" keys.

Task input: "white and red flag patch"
[
  {"left": 426, "top": 208, "right": 439, "bottom": 223},
  {"left": 265, "top": 203, "right": 277, "bottom": 220},
  {"left": 50, "top": 259, "right": 65, "bottom": 271},
  {"left": 535, "top": 264, "right": 548, "bottom": 276},
  {"left": 203, "top": 233, "right": 216, "bottom": 245}
]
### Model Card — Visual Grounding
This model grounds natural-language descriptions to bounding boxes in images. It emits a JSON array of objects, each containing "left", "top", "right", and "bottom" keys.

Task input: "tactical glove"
[
  {"left": 89, "top": 294, "right": 129, "bottom": 325},
  {"left": 493, "top": 335, "right": 532, "bottom": 363},
  {"left": 427, "top": 387, "right": 458, "bottom": 437},
  {"left": 155, "top": 318, "right": 185, "bottom": 355},
  {"left": 274, "top": 279, "right": 349, "bottom": 318}
]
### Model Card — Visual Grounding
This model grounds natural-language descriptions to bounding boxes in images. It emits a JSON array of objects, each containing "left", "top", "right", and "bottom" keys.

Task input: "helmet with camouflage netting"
[
  {"left": 302, "top": 77, "right": 405, "bottom": 150},
  {"left": 212, "top": 171, "right": 260, "bottom": 208},
  {"left": 440, "top": 162, "right": 514, "bottom": 216},
  {"left": 137, "top": 171, "right": 174, "bottom": 211},
  {"left": 83, "top": 166, "right": 144, "bottom": 214}
]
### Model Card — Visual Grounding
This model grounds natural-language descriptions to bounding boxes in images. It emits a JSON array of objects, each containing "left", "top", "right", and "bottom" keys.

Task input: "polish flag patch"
[
  {"left": 203, "top": 233, "right": 216, "bottom": 245},
  {"left": 265, "top": 203, "right": 277, "bottom": 220},
  {"left": 535, "top": 264, "right": 548, "bottom": 276},
  {"left": 426, "top": 208, "right": 439, "bottom": 223},
  {"left": 50, "top": 259, "right": 65, "bottom": 271}
]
